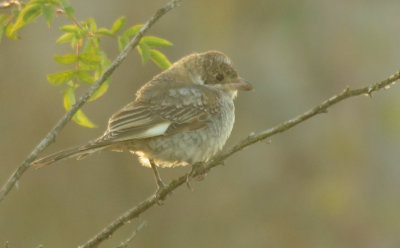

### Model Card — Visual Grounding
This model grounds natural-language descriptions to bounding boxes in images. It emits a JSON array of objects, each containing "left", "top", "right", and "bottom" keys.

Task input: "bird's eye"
[{"left": 216, "top": 73, "right": 224, "bottom": 81}]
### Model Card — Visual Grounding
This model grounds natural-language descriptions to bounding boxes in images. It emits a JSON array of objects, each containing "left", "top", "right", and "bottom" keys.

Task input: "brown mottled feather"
[{"left": 100, "top": 78, "right": 221, "bottom": 142}]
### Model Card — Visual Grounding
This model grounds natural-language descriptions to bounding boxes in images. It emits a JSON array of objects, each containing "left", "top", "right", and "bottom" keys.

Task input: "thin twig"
[
  {"left": 0, "top": 0, "right": 182, "bottom": 203},
  {"left": 114, "top": 221, "right": 147, "bottom": 248},
  {"left": 79, "top": 70, "right": 400, "bottom": 248}
]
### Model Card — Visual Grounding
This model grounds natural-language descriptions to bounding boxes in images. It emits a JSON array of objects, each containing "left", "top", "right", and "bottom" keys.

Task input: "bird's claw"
[
  {"left": 153, "top": 181, "right": 166, "bottom": 206},
  {"left": 185, "top": 163, "right": 207, "bottom": 191},
  {"left": 189, "top": 162, "right": 207, "bottom": 181}
]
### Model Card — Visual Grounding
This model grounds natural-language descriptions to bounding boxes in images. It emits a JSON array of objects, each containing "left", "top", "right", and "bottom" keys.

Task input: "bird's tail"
[{"left": 31, "top": 142, "right": 112, "bottom": 168}]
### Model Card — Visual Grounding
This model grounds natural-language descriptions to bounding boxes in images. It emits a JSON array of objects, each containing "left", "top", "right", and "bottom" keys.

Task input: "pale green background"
[{"left": 1, "top": 0, "right": 400, "bottom": 247}]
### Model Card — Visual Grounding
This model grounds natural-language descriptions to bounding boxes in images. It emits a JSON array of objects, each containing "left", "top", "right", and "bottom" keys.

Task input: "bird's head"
[{"left": 176, "top": 51, "right": 253, "bottom": 98}]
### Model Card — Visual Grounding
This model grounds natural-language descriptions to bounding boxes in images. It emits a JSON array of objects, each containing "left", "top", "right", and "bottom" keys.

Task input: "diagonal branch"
[
  {"left": 79, "top": 69, "right": 400, "bottom": 248},
  {"left": 114, "top": 221, "right": 147, "bottom": 248},
  {"left": 0, "top": 0, "right": 182, "bottom": 203}
]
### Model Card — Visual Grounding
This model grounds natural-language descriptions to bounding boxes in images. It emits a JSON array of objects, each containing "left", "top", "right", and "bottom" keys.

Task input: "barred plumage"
[{"left": 31, "top": 51, "right": 252, "bottom": 170}]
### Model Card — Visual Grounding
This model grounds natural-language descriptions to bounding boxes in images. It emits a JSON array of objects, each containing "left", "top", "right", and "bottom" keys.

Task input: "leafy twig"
[
  {"left": 79, "top": 69, "right": 400, "bottom": 248},
  {"left": 0, "top": 0, "right": 182, "bottom": 203}
]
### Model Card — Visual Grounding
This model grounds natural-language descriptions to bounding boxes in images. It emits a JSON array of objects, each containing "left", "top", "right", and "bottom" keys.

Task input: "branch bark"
[
  {"left": 79, "top": 69, "right": 400, "bottom": 248},
  {"left": 0, "top": 0, "right": 182, "bottom": 203},
  {"left": 114, "top": 222, "right": 147, "bottom": 248}
]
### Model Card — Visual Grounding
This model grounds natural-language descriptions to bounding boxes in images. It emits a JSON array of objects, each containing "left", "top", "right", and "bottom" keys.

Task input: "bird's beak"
[{"left": 228, "top": 77, "right": 254, "bottom": 91}]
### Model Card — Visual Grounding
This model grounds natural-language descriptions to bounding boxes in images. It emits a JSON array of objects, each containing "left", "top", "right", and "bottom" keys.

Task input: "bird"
[{"left": 31, "top": 50, "right": 253, "bottom": 194}]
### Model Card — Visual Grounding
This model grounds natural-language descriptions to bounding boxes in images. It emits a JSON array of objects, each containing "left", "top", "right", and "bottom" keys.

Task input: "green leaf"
[
  {"left": 56, "top": 32, "right": 75, "bottom": 43},
  {"left": 73, "top": 109, "right": 97, "bottom": 128},
  {"left": 5, "top": 24, "right": 18, "bottom": 39},
  {"left": 31, "top": 0, "right": 61, "bottom": 4},
  {"left": 70, "top": 36, "right": 82, "bottom": 48},
  {"left": 41, "top": 4, "right": 56, "bottom": 26},
  {"left": 0, "top": 14, "right": 9, "bottom": 25},
  {"left": 63, "top": 86, "right": 75, "bottom": 110},
  {"left": 118, "top": 35, "right": 128, "bottom": 51},
  {"left": 22, "top": 4, "right": 42, "bottom": 22},
  {"left": 79, "top": 39, "right": 101, "bottom": 69},
  {"left": 79, "top": 53, "right": 101, "bottom": 64},
  {"left": 54, "top": 54, "right": 78, "bottom": 64},
  {"left": 0, "top": 14, "right": 8, "bottom": 42},
  {"left": 87, "top": 18, "right": 97, "bottom": 32},
  {"left": 137, "top": 42, "right": 151, "bottom": 64},
  {"left": 60, "top": 24, "right": 80, "bottom": 33},
  {"left": 8, "top": 3, "right": 42, "bottom": 37},
  {"left": 96, "top": 27, "right": 113, "bottom": 36},
  {"left": 141, "top": 36, "right": 172, "bottom": 47},
  {"left": 88, "top": 79, "right": 110, "bottom": 101},
  {"left": 118, "top": 24, "right": 144, "bottom": 51},
  {"left": 111, "top": 16, "right": 126, "bottom": 34},
  {"left": 63, "top": 87, "right": 97, "bottom": 128},
  {"left": 150, "top": 49, "right": 171, "bottom": 70},
  {"left": 60, "top": 0, "right": 74, "bottom": 18},
  {"left": 98, "top": 51, "right": 111, "bottom": 72},
  {"left": 124, "top": 24, "right": 143, "bottom": 38},
  {"left": 79, "top": 62, "right": 97, "bottom": 71},
  {"left": 80, "top": 40, "right": 100, "bottom": 63},
  {"left": 47, "top": 70, "right": 75, "bottom": 85},
  {"left": 82, "top": 36, "right": 99, "bottom": 52},
  {"left": 76, "top": 71, "right": 95, "bottom": 84}
]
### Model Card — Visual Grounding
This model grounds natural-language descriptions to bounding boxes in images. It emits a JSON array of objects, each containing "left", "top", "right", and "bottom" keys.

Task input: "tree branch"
[
  {"left": 114, "top": 221, "right": 147, "bottom": 248},
  {"left": 79, "top": 69, "right": 400, "bottom": 248},
  {"left": 0, "top": 0, "right": 182, "bottom": 203}
]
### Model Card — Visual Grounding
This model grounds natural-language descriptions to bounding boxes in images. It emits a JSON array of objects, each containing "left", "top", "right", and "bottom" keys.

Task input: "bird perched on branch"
[{"left": 32, "top": 50, "right": 253, "bottom": 195}]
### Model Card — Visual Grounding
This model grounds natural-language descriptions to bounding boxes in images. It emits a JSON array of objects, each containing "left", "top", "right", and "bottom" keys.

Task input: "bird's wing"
[{"left": 101, "top": 86, "right": 219, "bottom": 142}]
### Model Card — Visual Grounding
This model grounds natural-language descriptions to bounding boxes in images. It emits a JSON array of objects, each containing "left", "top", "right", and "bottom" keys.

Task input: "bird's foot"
[
  {"left": 153, "top": 180, "right": 167, "bottom": 205},
  {"left": 149, "top": 159, "right": 167, "bottom": 205},
  {"left": 189, "top": 162, "right": 207, "bottom": 180},
  {"left": 186, "top": 162, "right": 207, "bottom": 191}
]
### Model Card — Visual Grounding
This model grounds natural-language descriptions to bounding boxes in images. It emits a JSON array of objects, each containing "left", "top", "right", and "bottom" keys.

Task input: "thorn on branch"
[
  {"left": 364, "top": 92, "right": 372, "bottom": 98},
  {"left": 248, "top": 132, "right": 255, "bottom": 138},
  {"left": 185, "top": 176, "right": 193, "bottom": 191},
  {"left": 318, "top": 107, "right": 328, "bottom": 114},
  {"left": 367, "top": 86, "right": 374, "bottom": 95},
  {"left": 168, "top": 0, "right": 182, "bottom": 9}
]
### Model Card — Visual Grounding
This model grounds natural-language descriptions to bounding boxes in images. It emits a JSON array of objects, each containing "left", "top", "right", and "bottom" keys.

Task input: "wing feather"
[{"left": 100, "top": 85, "right": 220, "bottom": 142}]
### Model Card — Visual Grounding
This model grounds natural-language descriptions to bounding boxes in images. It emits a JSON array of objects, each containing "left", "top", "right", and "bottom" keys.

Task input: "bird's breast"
[{"left": 133, "top": 95, "right": 235, "bottom": 168}]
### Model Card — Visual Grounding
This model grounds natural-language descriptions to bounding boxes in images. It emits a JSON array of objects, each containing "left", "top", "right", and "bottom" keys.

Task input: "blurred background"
[{"left": 1, "top": 0, "right": 400, "bottom": 247}]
